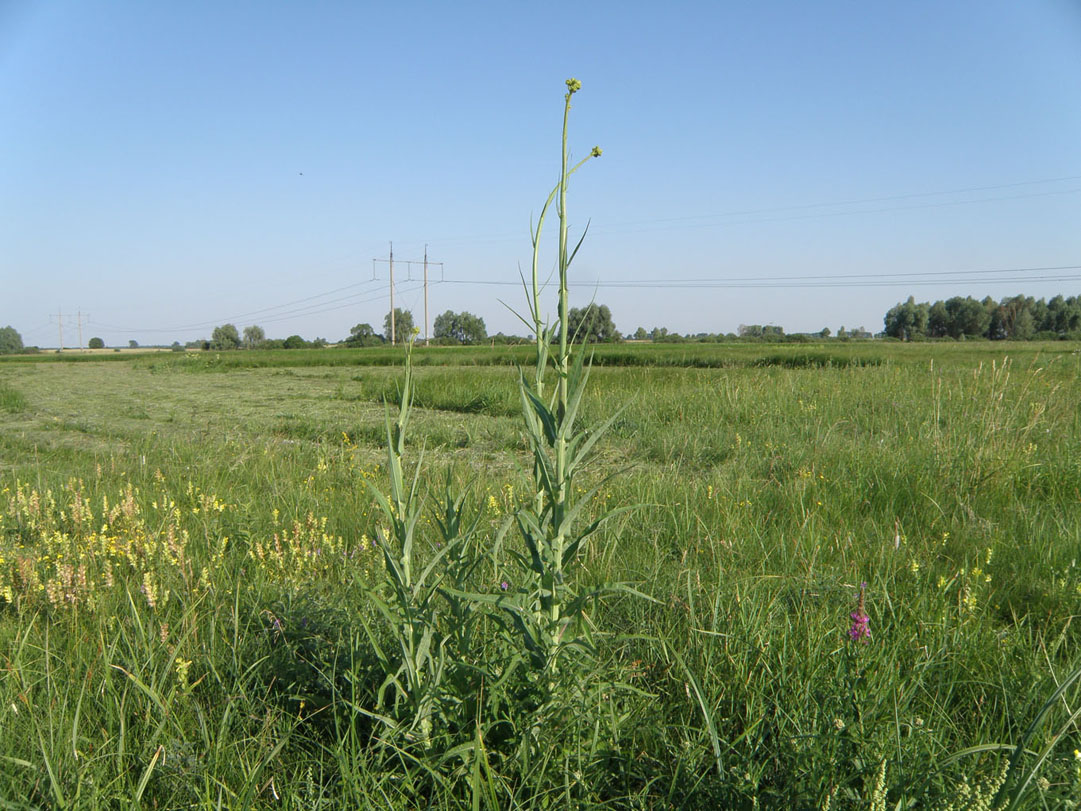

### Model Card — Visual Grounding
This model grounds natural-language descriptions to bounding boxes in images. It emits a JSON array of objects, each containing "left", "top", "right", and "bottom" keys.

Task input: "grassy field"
[{"left": 1, "top": 341, "right": 1080, "bottom": 808}]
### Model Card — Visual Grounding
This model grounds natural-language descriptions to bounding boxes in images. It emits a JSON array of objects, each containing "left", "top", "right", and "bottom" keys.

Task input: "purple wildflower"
[
  {"left": 500, "top": 581, "right": 510, "bottom": 591},
  {"left": 848, "top": 582, "right": 870, "bottom": 643}
]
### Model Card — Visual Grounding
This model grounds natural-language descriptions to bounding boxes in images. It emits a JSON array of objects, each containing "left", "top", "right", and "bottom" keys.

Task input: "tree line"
[
  {"left": 8, "top": 293, "right": 1079, "bottom": 357},
  {"left": 883, "top": 294, "right": 1081, "bottom": 341}
]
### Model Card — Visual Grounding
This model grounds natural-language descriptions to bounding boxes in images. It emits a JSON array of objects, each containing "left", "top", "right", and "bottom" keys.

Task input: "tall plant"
[
  {"left": 357, "top": 334, "right": 451, "bottom": 748},
  {"left": 501, "top": 79, "right": 632, "bottom": 686}
]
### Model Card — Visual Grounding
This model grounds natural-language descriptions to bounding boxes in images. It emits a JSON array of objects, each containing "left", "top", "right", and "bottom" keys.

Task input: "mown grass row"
[{"left": 3, "top": 339, "right": 1041, "bottom": 374}]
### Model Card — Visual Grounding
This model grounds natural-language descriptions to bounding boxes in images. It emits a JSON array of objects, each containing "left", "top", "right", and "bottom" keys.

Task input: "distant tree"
[
  {"left": 312, "top": 337, "right": 328, "bottom": 348},
  {"left": 884, "top": 296, "right": 929, "bottom": 340},
  {"left": 384, "top": 309, "right": 414, "bottom": 344},
  {"left": 171, "top": 341, "right": 184, "bottom": 352},
  {"left": 128, "top": 339, "right": 139, "bottom": 348},
  {"left": 632, "top": 327, "right": 648, "bottom": 341},
  {"left": 1044, "top": 295, "right": 1081, "bottom": 334},
  {"left": 927, "top": 301, "right": 949, "bottom": 338},
  {"left": 0, "top": 326, "right": 23, "bottom": 354},
  {"left": 650, "top": 326, "right": 668, "bottom": 341},
  {"left": 819, "top": 327, "right": 831, "bottom": 339},
  {"left": 88, "top": 337, "right": 105, "bottom": 349},
  {"left": 433, "top": 310, "right": 487, "bottom": 344},
  {"left": 242, "top": 325, "right": 266, "bottom": 349},
  {"left": 344, "top": 323, "right": 384, "bottom": 347},
  {"left": 944, "top": 296, "right": 989, "bottom": 339},
  {"left": 283, "top": 334, "right": 308, "bottom": 349},
  {"left": 564, "top": 304, "right": 620, "bottom": 343},
  {"left": 737, "top": 324, "right": 785, "bottom": 339},
  {"left": 490, "top": 332, "right": 527, "bottom": 345},
  {"left": 211, "top": 324, "right": 241, "bottom": 350}
]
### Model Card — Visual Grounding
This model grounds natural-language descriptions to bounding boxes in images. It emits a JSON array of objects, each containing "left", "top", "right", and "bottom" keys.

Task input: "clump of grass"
[
  {"left": 753, "top": 351, "right": 883, "bottom": 368},
  {"left": 0, "top": 380, "right": 27, "bottom": 412}
]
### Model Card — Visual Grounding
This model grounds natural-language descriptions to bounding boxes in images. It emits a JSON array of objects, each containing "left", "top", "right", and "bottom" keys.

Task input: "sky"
[{"left": 2, "top": 0, "right": 1080, "bottom": 347}]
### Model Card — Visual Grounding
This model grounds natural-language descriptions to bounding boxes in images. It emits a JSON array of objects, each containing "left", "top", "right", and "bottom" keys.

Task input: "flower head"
[
  {"left": 848, "top": 582, "right": 870, "bottom": 643},
  {"left": 591, "top": 146, "right": 603, "bottom": 158},
  {"left": 500, "top": 580, "right": 509, "bottom": 591},
  {"left": 565, "top": 78, "right": 582, "bottom": 94}
]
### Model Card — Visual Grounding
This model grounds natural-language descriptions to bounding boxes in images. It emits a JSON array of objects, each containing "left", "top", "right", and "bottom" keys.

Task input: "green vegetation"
[
  {"left": 433, "top": 310, "right": 487, "bottom": 344},
  {"left": 0, "top": 325, "right": 24, "bottom": 354},
  {"left": 384, "top": 308, "right": 414, "bottom": 345},
  {"left": 2, "top": 337, "right": 1081, "bottom": 808},
  {"left": 2, "top": 341, "right": 1081, "bottom": 806},
  {"left": 211, "top": 323, "right": 241, "bottom": 350},
  {"left": 0, "top": 379, "right": 28, "bottom": 412},
  {"left": 343, "top": 322, "right": 384, "bottom": 347},
  {"left": 242, "top": 325, "right": 265, "bottom": 349},
  {"left": 566, "top": 303, "right": 620, "bottom": 343},
  {"left": 884, "top": 294, "right": 1081, "bottom": 341}
]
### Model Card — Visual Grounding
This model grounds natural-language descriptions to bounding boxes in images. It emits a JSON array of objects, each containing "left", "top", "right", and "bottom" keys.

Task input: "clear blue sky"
[{"left": 3, "top": 0, "right": 1080, "bottom": 346}]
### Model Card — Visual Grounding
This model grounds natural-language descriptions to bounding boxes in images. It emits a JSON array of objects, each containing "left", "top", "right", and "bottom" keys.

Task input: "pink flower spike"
[
  {"left": 848, "top": 582, "right": 871, "bottom": 643},
  {"left": 848, "top": 610, "right": 871, "bottom": 642}
]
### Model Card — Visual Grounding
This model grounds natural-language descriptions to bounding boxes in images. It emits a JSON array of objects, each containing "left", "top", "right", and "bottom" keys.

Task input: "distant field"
[{"left": 1, "top": 341, "right": 1080, "bottom": 807}]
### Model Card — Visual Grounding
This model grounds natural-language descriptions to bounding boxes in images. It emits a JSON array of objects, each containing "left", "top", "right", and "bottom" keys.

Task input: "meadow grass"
[{"left": 1, "top": 341, "right": 1080, "bottom": 807}]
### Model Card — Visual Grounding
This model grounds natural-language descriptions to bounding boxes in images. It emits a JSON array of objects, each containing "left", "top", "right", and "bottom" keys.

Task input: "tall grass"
[{"left": 0, "top": 379, "right": 28, "bottom": 412}]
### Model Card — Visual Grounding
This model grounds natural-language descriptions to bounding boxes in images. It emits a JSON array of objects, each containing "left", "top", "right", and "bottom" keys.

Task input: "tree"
[
  {"left": 927, "top": 301, "right": 949, "bottom": 338},
  {"left": 344, "top": 323, "right": 384, "bottom": 347},
  {"left": 88, "top": 337, "right": 105, "bottom": 349},
  {"left": 632, "top": 327, "right": 648, "bottom": 341},
  {"left": 884, "top": 296, "right": 929, "bottom": 340},
  {"left": 819, "top": 327, "right": 831, "bottom": 339},
  {"left": 242, "top": 325, "right": 265, "bottom": 349},
  {"left": 128, "top": 339, "right": 139, "bottom": 349},
  {"left": 384, "top": 309, "right": 414, "bottom": 344},
  {"left": 433, "top": 310, "right": 487, "bottom": 344},
  {"left": 564, "top": 304, "right": 619, "bottom": 343},
  {"left": 944, "top": 296, "right": 989, "bottom": 339},
  {"left": 283, "top": 335, "right": 308, "bottom": 349},
  {"left": 0, "top": 326, "right": 23, "bottom": 354},
  {"left": 211, "top": 324, "right": 241, "bottom": 350}
]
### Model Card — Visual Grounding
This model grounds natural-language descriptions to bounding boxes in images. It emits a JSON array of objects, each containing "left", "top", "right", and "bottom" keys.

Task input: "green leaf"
[{"left": 521, "top": 378, "right": 558, "bottom": 445}]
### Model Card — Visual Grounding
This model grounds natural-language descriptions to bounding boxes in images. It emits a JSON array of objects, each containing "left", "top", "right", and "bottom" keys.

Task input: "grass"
[
  {"left": 0, "top": 379, "right": 28, "bottom": 413},
  {"left": 1, "top": 341, "right": 1080, "bottom": 807}
]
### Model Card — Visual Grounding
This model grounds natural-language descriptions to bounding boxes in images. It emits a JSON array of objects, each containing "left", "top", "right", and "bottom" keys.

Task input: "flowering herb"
[{"left": 848, "top": 581, "right": 871, "bottom": 643}]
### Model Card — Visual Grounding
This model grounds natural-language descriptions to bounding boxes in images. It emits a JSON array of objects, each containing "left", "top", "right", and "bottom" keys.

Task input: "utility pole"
[
  {"left": 50, "top": 310, "right": 90, "bottom": 351},
  {"left": 423, "top": 244, "right": 429, "bottom": 346},
  {"left": 389, "top": 241, "right": 395, "bottom": 346},
  {"left": 372, "top": 246, "right": 443, "bottom": 347}
]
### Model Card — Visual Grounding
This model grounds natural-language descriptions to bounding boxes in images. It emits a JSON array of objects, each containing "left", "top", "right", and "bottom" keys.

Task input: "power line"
[
  {"left": 434, "top": 264, "right": 1081, "bottom": 290},
  {"left": 595, "top": 175, "right": 1081, "bottom": 232},
  {"left": 590, "top": 187, "right": 1081, "bottom": 237},
  {"left": 48, "top": 309, "right": 89, "bottom": 350},
  {"left": 254, "top": 282, "right": 426, "bottom": 327},
  {"left": 89, "top": 279, "right": 387, "bottom": 333},
  {"left": 423, "top": 173, "right": 1081, "bottom": 245}
]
